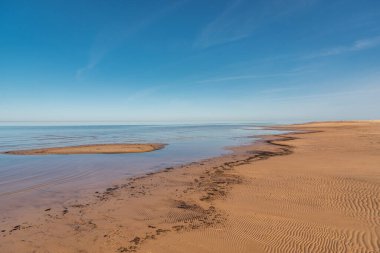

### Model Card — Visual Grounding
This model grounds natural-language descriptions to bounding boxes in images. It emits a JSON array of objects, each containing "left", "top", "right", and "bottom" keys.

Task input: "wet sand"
[
  {"left": 3, "top": 143, "right": 165, "bottom": 155},
  {"left": 1, "top": 121, "right": 379, "bottom": 253}
]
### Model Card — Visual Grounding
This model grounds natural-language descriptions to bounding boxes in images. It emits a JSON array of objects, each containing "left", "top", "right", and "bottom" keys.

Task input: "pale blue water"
[{"left": 0, "top": 124, "right": 282, "bottom": 216}]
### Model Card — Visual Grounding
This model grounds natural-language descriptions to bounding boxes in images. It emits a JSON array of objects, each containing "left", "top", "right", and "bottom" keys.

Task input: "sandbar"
[{"left": 3, "top": 143, "right": 165, "bottom": 155}]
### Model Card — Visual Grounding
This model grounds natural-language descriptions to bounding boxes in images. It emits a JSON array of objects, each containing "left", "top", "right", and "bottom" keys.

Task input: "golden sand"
[{"left": 1, "top": 121, "right": 379, "bottom": 253}]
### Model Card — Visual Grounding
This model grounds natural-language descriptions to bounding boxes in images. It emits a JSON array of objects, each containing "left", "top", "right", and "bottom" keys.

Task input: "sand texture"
[
  {"left": 0, "top": 121, "right": 379, "bottom": 253},
  {"left": 3, "top": 143, "right": 165, "bottom": 155}
]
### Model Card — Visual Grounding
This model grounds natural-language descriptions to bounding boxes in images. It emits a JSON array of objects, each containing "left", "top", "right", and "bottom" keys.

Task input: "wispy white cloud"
[
  {"left": 195, "top": 74, "right": 283, "bottom": 84},
  {"left": 76, "top": 1, "right": 187, "bottom": 79},
  {"left": 258, "top": 86, "right": 303, "bottom": 94},
  {"left": 307, "top": 35, "right": 380, "bottom": 58},
  {"left": 195, "top": 68, "right": 313, "bottom": 84},
  {"left": 196, "top": 74, "right": 263, "bottom": 83},
  {"left": 194, "top": 0, "right": 316, "bottom": 48},
  {"left": 266, "top": 85, "right": 380, "bottom": 102}
]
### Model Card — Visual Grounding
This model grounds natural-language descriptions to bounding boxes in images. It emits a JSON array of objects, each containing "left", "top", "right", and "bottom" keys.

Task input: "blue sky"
[{"left": 1, "top": 0, "right": 380, "bottom": 123}]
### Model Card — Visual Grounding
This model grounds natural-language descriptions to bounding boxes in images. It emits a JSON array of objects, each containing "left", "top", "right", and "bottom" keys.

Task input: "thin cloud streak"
[
  {"left": 266, "top": 86, "right": 380, "bottom": 102},
  {"left": 258, "top": 86, "right": 303, "bottom": 94},
  {"left": 126, "top": 85, "right": 167, "bottom": 102},
  {"left": 306, "top": 35, "right": 380, "bottom": 58},
  {"left": 196, "top": 70, "right": 312, "bottom": 84}
]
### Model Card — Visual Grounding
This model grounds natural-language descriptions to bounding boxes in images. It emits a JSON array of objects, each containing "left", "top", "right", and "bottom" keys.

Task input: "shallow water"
[{"left": 0, "top": 124, "right": 282, "bottom": 218}]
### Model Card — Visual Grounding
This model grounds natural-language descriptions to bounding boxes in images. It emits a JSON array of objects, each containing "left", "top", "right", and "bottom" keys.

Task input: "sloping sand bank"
[
  {"left": 1, "top": 121, "right": 379, "bottom": 253},
  {"left": 3, "top": 143, "right": 165, "bottom": 155}
]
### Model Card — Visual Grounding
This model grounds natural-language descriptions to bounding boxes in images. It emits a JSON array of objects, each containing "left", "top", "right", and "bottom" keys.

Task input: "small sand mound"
[{"left": 3, "top": 143, "right": 166, "bottom": 155}]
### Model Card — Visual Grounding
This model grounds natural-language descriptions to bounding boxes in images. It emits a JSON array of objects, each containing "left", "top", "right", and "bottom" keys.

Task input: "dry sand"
[
  {"left": 3, "top": 143, "right": 165, "bottom": 155},
  {"left": 0, "top": 121, "right": 379, "bottom": 253}
]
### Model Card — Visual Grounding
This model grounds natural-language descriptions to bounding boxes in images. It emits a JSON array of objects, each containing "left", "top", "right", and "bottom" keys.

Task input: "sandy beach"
[
  {"left": 1, "top": 121, "right": 379, "bottom": 253},
  {"left": 3, "top": 143, "right": 165, "bottom": 155}
]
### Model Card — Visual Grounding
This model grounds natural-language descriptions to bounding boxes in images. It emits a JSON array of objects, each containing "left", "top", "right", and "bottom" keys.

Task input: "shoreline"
[
  {"left": 1, "top": 121, "right": 379, "bottom": 253},
  {"left": 0, "top": 125, "right": 292, "bottom": 252}
]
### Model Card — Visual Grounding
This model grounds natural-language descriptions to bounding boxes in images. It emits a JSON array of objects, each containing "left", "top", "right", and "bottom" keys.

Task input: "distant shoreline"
[{"left": 3, "top": 143, "right": 166, "bottom": 155}]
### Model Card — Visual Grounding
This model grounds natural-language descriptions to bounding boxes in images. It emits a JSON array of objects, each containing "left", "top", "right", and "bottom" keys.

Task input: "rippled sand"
[{"left": 1, "top": 121, "right": 379, "bottom": 253}]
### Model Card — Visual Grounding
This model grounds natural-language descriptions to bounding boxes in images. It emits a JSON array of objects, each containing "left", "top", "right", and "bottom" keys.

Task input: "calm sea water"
[{"left": 0, "top": 124, "right": 282, "bottom": 217}]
